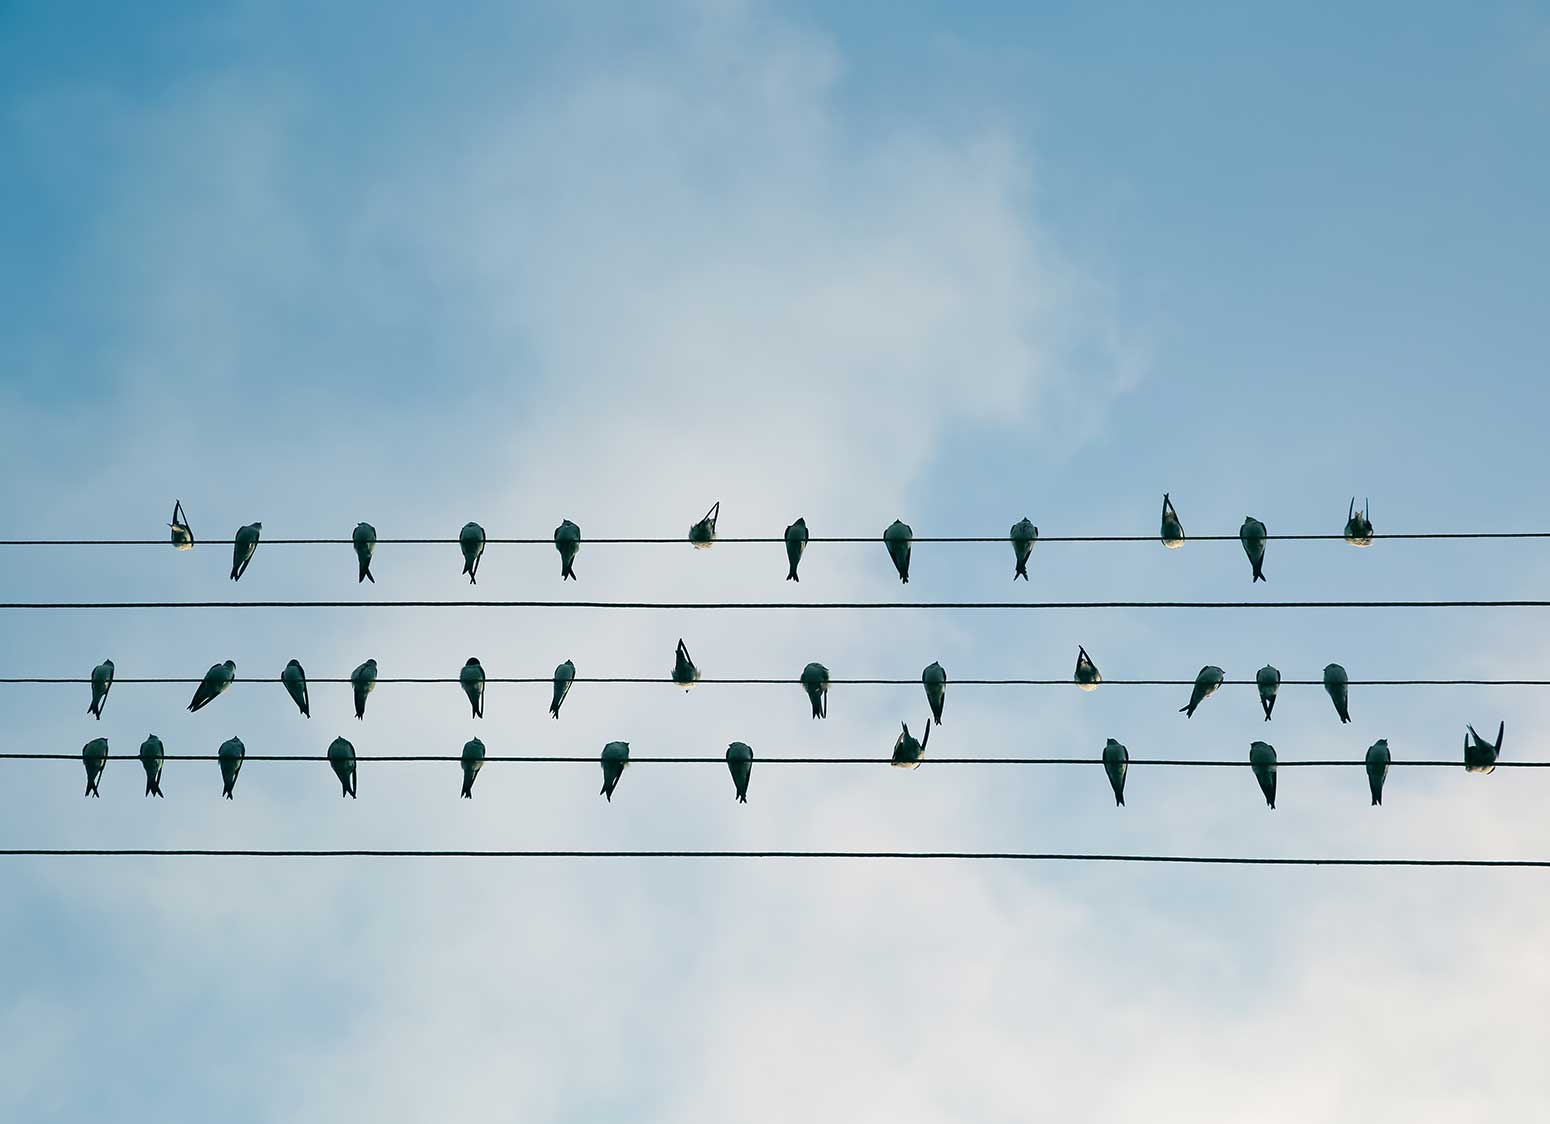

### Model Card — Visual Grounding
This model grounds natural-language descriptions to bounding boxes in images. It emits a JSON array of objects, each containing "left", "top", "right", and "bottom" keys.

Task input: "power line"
[
  {"left": 2, "top": 676, "right": 1543, "bottom": 687},
  {"left": 0, "top": 753, "right": 1537, "bottom": 767},
  {"left": 3, "top": 599, "right": 1547, "bottom": 611},
  {"left": 0, "top": 848, "right": 1545, "bottom": 867}
]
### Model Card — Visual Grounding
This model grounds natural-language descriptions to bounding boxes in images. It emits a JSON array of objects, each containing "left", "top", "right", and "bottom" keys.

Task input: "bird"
[
  {"left": 1180, "top": 666, "right": 1225, "bottom": 718},
  {"left": 1256, "top": 665, "right": 1281, "bottom": 720},
  {"left": 353, "top": 522, "right": 377, "bottom": 583},
  {"left": 139, "top": 734, "right": 165, "bottom": 797},
  {"left": 1160, "top": 494, "right": 1185, "bottom": 549},
  {"left": 1366, "top": 738, "right": 1391, "bottom": 806},
  {"left": 351, "top": 659, "right": 377, "bottom": 719},
  {"left": 891, "top": 720, "right": 930, "bottom": 769},
  {"left": 672, "top": 640, "right": 700, "bottom": 690},
  {"left": 1250, "top": 741, "right": 1277, "bottom": 808},
  {"left": 550, "top": 660, "right": 575, "bottom": 718},
  {"left": 1010, "top": 518, "right": 1038, "bottom": 579},
  {"left": 281, "top": 659, "right": 310, "bottom": 718},
  {"left": 459, "top": 658, "right": 485, "bottom": 718},
  {"left": 1464, "top": 721, "right": 1504, "bottom": 774},
  {"left": 785, "top": 518, "right": 808, "bottom": 581},
  {"left": 1074, "top": 646, "right": 1102, "bottom": 691},
  {"left": 600, "top": 741, "right": 630, "bottom": 801},
  {"left": 883, "top": 520, "right": 913, "bottom": 583},
  {"left": 1239, "top": 517, "right": 1267, "bottom": 582},
  {"left": 922, "top": 661, "right": 947, "bottom": 725},
  {"left": 82, "top": 737, "right": 108, "bottom": 798},
  {"left": 459, "top": 522, "right": 486, "bottom": 583},
  {"left": 230, "top": 522, "right": 262, "bottom": 581},
  {"left": 169, "top": 500, "right": 194, "bottom": 550},
  {"left": 1344, "top": 498, "right": 1374, "bottom": 547},
  {"left": 460, "top": 737, "right": 485, "bottom": 798},
  {"left": 328, "top": 736, "right": 357, "bottom": 798},
  {"left": 1323, "top": 663, "right": 1351, "bottom": 724},
  {"left": 218, "top": 737, "right": 245, "bottom": 799},
  {"left": 188, "top": 660, "right": 236, "bottom": 713},
  {"left": 726, "top": 741, "right": 753, "bottom": 803},
  {"left": 688, "top": 502, "right": 720, "bottom": 548},
  {"left": 554, "top": 519, "right": 581, "bottom": 580},
  {"left": 1102, "top": 738, "right": 1129, "bottom": 807},
  {"left": 88, "top": 659, "right": 114, "bottom": 720},
  {"left": 800, "top": 662, "right": 830, "bottom": 719}
]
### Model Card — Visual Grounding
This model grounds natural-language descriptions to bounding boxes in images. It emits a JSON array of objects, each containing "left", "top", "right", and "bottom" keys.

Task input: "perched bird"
[
  {"left": 1102, "top": 738, "right": 1129, "bottom": 807},
  {"left": 785, "top": 518, "right": 808, "bottom": 581},
  {"left": 1010, "top": 518, "right": 1038, "bottom": 580},
  {"left": 1366, "top": 738, "right": 1391, "bottom": 806},
  {"left": 726, "top": 741, "right": 753, "bottom": 803},
  {"left": 88, "top": 659, "right": 114, "bottom": 720},
  {"left": 883, "top": 520, "right": 913, "bottom": 583},
  {"left": 139, "top": 734, "right": 165, "bottom": 798},
  {"left": 1180, "top": 666, "right": 1226, "bottom": 718},
  {"left": 1239, "top": 517, "right": 1267, "bottom": 582},
  {"left": 188, "top": 660, "right": 236, "bottom": 713},
  {"left": 351, "top": 659, "right": 378, "bottom": 719},
  {"left": 1323, "top": 663, "right": 1351, "bottom": 724},
  {"left": 460, "top": 658, "right": 485, "bottom": 718},
  {"left": 672, "top": 640, "right": 700, "bottom": 690},
  {"left": 922, "top": 661, "right": 947, "bottom": 725},
  {"left": 169, "top": 500, "right": 194, "bottom": 550},
  {"left": 218, "top": 736, "right": 245, "bottom": 799},
  {"left": 460, "top": 737, "right": 485, "bottom": 798},
  {"left": 1074, "top": 646, "right": 1102, "bottom": 691},
  {"left": 459, "top": 522, "right": 486, "bottom": 583},
  {"left": 1464, "top": 721, "right": 1504, "bottom": 774},
  {"left": 891, "top": 720, "right": 931, "bottom": 769},
  {"left": 281, "top": 659, "right": 310, "bottom": 718},
  {"left": 1344, "top": 498, "right": 1374, "bottom": 547},
  {"left": 230, "top": 522, "right": 262, "bottom": 581},
  {"left": 353, "top": 522, "right": 377, "bottom": 583},
  {"left": 1256, "top": 665, "right": 1281, "bottom": 721},
  {"left": 1160, "top": 494, "right": 1185, "bottom": 549},
  {"left": 800, "top": 662, "right": 830, "bottom": 719},
  {"left": 554, "top": 519, "right": 581, "bottom": 581},
  {"left": 328, "top": 736, "right": 357, "bottom": 798},
  {"left": 1250, "top": 741, "right": 1277, "bottom": 808},
  {"left": 550, "top": 660, "right": 575, "bottom": 719},
  {"left": 82, "top": 737, "right": 108, "bottom": 798},
  {"left": 688, "top": 502, "right": 720, "bottom": 548},
  {"left": 600, "top": 741, "right": 630, "bottom": 801}
]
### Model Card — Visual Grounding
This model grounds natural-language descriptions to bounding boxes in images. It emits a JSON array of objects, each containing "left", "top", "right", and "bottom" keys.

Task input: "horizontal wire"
[
  {"left": 2, "top": 677, "right": 1544, "bottom": 687},
  {"left": 0, "top": 754, "right": 1536, "bottom": 767},
  {"left": 0, "top": 849, "right": 1546, "bottom": 866},
  {"left": 3, "top": 532, "right": 1548, "bottom": 546},
  {"left": 3, "top": 600, "right": 1547, "bottom": 611}
]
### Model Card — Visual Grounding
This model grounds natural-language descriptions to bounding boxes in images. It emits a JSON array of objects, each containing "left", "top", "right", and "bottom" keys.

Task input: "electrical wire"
[
  {"left": 0, "top": 753, "right": 1536, "bottom": 766},
  {"left": 1, "top": 676, "right": 1543, "bottom": 686},
  {"left": 3, "top": 599, "right": 1548, "bottom": 611}
]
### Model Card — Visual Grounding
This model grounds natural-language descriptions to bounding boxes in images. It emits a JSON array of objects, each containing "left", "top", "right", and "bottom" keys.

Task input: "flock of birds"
[{"left": 163, "top": 495, "right": 1379, "bottom": 585}]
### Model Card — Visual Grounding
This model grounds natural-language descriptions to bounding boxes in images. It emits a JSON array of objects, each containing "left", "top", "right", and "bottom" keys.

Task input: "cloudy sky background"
[{"left": 3, "top": 2, "right": 1549, "bottom": 1120}]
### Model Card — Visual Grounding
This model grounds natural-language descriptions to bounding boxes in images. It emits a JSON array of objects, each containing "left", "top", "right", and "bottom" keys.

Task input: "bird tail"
[
  {"left": 1252, "top": 562, "right": 1265, "bottom": 582},
  {"left": 1015, "top": 562, "right": 1028, "bottom": 580},
  {"left": 1115, "top": 792, "right": 1124, "bottom": 807},
  {"left": 737, "top": 792, "right": 747, "bottom": 804},
  {"left": 562, "top": 557, "right": 575, "bottom": 580},
  {"left": 461, "top": 775, "right": 474, "bottom": 798},
  {"left": 787, "top": 566, "right": 798, "bottom": 581},
  {"left": 1180, "top": 703, "right": 1194, "bottom": 716}
]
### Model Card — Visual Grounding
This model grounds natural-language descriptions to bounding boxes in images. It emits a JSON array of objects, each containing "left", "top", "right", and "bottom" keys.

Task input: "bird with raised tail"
[
  {"left": 459, "top": 522, "right": 485, "bottom": 584},
  {"left": 82, "top": 737, "right": 108, "bottom": 798},
  {"left": 1160, "top": 494, "right": 1185, "bottom": 549},
  {"left": 1344, "top": 498, "right": 1374, "bottom": 547},
  {"left": 550, "top": 660, "right": 575, "bottom": 718},
  {"left": 800, "top": 662, "right": 829, "bottom": 719},
  {"left": 1010, "top": 518, "right": 1038, "bottom": 579},
  {"left": 460, "top": 658, "right": 485, "bottom": 718},
  {"left": 351, "top": 659, "right": 377, "bottom": 720},
  {"left": 352, "top": 522, "right": 377, "bottom": 583},
  {"left": 688, "top": 502, "right": 719, "bottom": 548},
  {"left": 891, "top": 720, "right": 930, "bottom": 769},
  {"left": 1366, "top": 739, "right": 1391, "bottom": 805},
  {"left": 1074, "top": 646, "right": 1102, "bottom": 691},
  {"left": 139, "top": 734, "right": 165, "bottom": 797},
  {"left": 188, "top": 660, "right": 236, "bottom": 713},
  {"left": 230, "top": 522, "right": 262, "bottom": 581},
  {"left": 1180, "top": 666, "right": 1225, "bottom": 718},
  {"left": 600, "top": 741, "right": 630, "bottom": 801},
  {"left": 672, "top": 640, "right": 700, "bottom": 690},
  {"left": 1103, "top": 738, "right": 1129, "bottom": 807},
  {"left": 922, "top": 662, "right": 947, "bottom": 725},
  {"left": 460, "top": 737, "right": 485, "bottom": 798},
  {"left": 1239, "top": 517, "right": 1267, "bottom": 582},
  {"left": 1256, "top": 665, "right": 1280, "bottom": 720},
  {"left": 1250, "top": 741, "right": 1277, "bottom": 808},
  {"left": 555, "top": 519, "right": 581, "bottom": 580},
  {"left": 726, "top": 742, "right": 753, "bottom": 803},
  {"left": 169, "top": 501, "right": 194, "bottom": 550},
  {"left": 281, "top": 659, "right": 310, "bottom": 718},
  {"left": 328, "top": 736, "right": 357, "bottom": 798},
  {"left": 1465, "top": 721, "right": 1504, "bottom": 774},
  {"left": 218, "top": 737, "right": 245, "bottom": 799},
  {"left": 1323, "top": 663, "right": 1351, "bottom": 724},
  {"left": 88, "top": 659, "right": 114, "bottom": 720},
  {"left": 883, "top": 520, "right": 913, "bottom": 583},
  {"left": 785, "top": 518, "right": 808, "bottom": 581}
]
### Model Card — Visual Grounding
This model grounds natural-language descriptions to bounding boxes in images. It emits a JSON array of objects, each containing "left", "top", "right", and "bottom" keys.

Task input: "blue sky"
[{"left": 3, "top": 2, "right": 1549, "bottom": 1120}]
